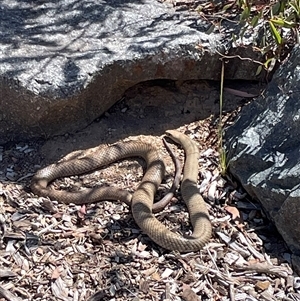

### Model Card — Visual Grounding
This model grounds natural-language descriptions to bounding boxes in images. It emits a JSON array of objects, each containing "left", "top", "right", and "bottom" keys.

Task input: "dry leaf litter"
[
  {"left": 1, "top": 120, "right": 299, "bottom": 301},
  {"left": 0, "top": 82, "right": 299, "bottom": 301}
]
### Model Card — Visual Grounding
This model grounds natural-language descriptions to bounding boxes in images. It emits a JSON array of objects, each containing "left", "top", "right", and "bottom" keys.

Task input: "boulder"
[
  {"left": 0, "top": 0, "right": 263, "bottom": 144},
  {"left": 226, "top": 45, "right": 300, "bottom": 272}
]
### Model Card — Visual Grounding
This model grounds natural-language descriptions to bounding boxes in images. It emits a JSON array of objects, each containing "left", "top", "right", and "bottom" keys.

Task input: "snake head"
[{"left": 165, "top": 130, "right": 182, "bottom": 144}]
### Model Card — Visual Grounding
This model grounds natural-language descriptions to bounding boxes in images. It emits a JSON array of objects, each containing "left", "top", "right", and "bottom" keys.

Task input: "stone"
[
  {"left": 0, "top": 0, "right": 263, "bottom": 144},
  {"left": 226, "top": 45, "right": 300, "bottom": 269}
]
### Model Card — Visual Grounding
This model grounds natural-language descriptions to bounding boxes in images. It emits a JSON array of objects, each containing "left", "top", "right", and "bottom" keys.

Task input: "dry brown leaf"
[
  {"left": 61, "top": 231, "right": 76, "bottom": 238},
  {"left": 137, "top": 242, "right": 147, "bottom": 251},
  {"left": 247, "top": 258, "right": 261, "bottom": 265},
  {"left": 141, "top": 266, "right": 156, "bottom": 277},
  {"left": 255, "top": 280, "right": 270, "bottom": 291},
  {"left": 53, "top": 212, "right": 64, "bottom": 219},
  {"left": 224, "top": 205, "right": 245, "bottom": 230},
  {"left": 78, "top": 204, "right": 87, "bottom": 220},
  {"left": 151, "top": 272, "right": 161, "bottom": 281},
  {"left": 224, "top": 205, "right": 240, "bottom": 219},
  {"left": 51, "top": 267, "right": 61, "bottom": 280},
  {"left": 36, "top": 247, "right": 44, "bottom": 255},
  {"left": 182, "top": 287, "right": 200, "bottom": 301}
]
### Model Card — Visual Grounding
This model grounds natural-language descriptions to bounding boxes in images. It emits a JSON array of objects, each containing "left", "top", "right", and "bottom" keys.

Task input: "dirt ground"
[
  {"left": 0, "top": 79, "right": 298, "bottom": 301},
  {"left": 32, "top": 79, "right": 254, "bottom": 164}
]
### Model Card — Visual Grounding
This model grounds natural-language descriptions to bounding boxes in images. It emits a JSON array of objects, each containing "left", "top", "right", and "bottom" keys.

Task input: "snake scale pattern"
[{"left": 31, "top": 130, "right": 212, "bottom": 252}]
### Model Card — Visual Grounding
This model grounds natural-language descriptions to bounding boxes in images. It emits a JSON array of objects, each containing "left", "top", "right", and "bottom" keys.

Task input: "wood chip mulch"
[{"left": 0, "top": 116, "right": 299, "bottom": 301}]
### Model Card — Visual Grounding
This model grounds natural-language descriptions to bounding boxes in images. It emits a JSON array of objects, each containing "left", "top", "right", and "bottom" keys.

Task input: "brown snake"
[
  {"left": 31, "top": 138, "right": 181, "bottom": 213},
  {"left": 31, "top": 130, "right": 212, "bottom": 251}
]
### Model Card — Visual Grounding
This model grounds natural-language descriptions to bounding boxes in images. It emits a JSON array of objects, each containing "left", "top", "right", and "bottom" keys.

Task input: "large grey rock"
[
  {"left": 0, "top": 0, "right": 263, "bottom": 144},
  {"left": 226, "top": 45, "right": 300, "bottom": 267}
]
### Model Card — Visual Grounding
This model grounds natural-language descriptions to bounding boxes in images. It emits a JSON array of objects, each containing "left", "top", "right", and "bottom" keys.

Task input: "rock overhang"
[{"left": 0, "top": 0, "right": 262, "bottom": 144}]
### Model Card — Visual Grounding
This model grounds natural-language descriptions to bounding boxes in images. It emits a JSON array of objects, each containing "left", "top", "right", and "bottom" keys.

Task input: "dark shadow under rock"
[{"left": 37, "top": 79, "right": 259, "bottom": 163}]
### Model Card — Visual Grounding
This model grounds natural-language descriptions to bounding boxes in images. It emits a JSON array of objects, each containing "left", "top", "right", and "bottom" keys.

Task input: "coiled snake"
[{"left": 31, "top": 130, "right": 212, "bottom": 252}]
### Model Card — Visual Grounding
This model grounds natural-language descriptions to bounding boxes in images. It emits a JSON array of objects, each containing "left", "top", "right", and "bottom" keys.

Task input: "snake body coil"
[{"left": 31, "top": 130, "right": 212, "bottom": 251}]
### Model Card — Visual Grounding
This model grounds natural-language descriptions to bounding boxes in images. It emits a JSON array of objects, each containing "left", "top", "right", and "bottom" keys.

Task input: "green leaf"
[
  {"left": 289, "top": 1, "right": 300, "bottom": 15},
  {"left": 272, "top": 1, "right": 281, "bottom": 15},
  {"left": 279, "top": 0, "right": 288, "bottom": 13},
  {"left": 240, "top": 6, "right": 250, "bottom": 21},
  {"left": 251, "top": 15, "right": 259, "bottom": 27},
  {"left": 269, "top": 21, "right": 283, "bottom": 45},
  {"left": 263, "top": 58, "right": 273, "bottom": 68},
  {"left": 222, "top": 3, "right": 234, "bottom": 11},
  {"left": 237, "top": 0, "right": 246, "bottom": 8},
  {"left": 255, "top": 65, "right": 263, "bottom": 76},
  {"left": 264, "top": 57, "right": 277, "bottom": 72},
  {"left": 205, "top": 24, "right": 215, "bottom": 35},
  {"left": 270, "top": 18, "right": 296, "bottom": 28},
  {"left": 270, "top": 18, "right": 285, "bottom": 26}
]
